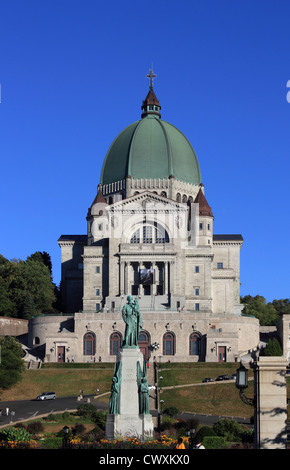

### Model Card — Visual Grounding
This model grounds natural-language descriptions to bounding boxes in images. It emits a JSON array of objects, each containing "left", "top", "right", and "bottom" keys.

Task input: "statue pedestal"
[
  {"left": 106, "top": 347, "right": 154, "bottom": 440},
  {"left": 106, "top": 413, "right": 154, "bottom": 440}
]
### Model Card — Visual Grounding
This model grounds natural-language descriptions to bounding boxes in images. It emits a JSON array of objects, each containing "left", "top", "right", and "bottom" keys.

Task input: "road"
[
  {"left": 0, "top": 395, "right": 107, "bottom": 427},
  {"left": 0, "top": 394, "right": 252, "bottom": 428}
]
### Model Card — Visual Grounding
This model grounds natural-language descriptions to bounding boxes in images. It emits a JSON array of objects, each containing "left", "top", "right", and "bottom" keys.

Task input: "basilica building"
[{"left": 28, "top": 71, "right": 259, "bottom": 363}]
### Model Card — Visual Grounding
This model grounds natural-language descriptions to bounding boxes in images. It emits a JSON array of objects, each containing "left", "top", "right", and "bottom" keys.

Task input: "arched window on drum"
[
  {"left": 163, "top": 332, "right": 176, "bottom": 356},
  {"left": 83, "top": 332, "right": 96, "bottom": 356},
  {"left": 189, "top": 332, "right": 201, "bottom": 356},
  {"left": 110, "top": 331, "right": 122, "bottom": 356},
  {"left": 130, "top": 224, "right": 169, "bottom": 244}
]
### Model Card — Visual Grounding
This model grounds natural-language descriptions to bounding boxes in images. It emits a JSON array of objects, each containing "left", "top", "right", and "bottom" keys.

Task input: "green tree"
[
  {"left": 23, "top": 293, "right": 37, "bottom": 319},
  {"left": 195, "top": 425, "right": 217, "bottom": 443},
  {"left": 260, "top": 338, "right": 283, "bottom": 356},
  {"left": 0, "top": 252, "right": 58, "bottom": 319},
  {"left": 241, "top": 295, "right": 278, "bottom": 326},
  {"left": 21, "top": 258, "right": 56, "bottom": 316},
  {"left": 213, "top": 418, "right": 244, "bottom": 442},
  {"left": 27, "top": 251, "right": 53, "bottom": 277},
  {"left": 0, "top": 256, "right": 19, "bottom": 317},
  {"left": 271, "top": 299, "right": 290, "bottom": 316},
  {"left": 0, "top": 337, "right": 25, "bottom": 392},
  {"left": 0, "top": 279, "right": 16, "bottom": 316}
]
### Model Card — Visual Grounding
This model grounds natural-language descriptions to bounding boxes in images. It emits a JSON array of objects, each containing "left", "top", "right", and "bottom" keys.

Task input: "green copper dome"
[{"left": 100, "top": 79, "right": 201, "bottom": 186}]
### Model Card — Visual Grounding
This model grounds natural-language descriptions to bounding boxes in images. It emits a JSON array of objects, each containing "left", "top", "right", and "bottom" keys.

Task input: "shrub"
[
  {"left": 203, "top": 436, "right": 226, "bottom": 449},
  {"left": 26, "top": 421, "right": 44, "bottom": 434},
  {"left": 163, "top": 406, "right": 179, "bottom": 418},
  {"left": 160, "top": 416, "right": 176, "bottom": 431},
  {"left": 213, "top": 418, "right": 243, "bottom": 442},
  {"left": 241, "top": 427, "right": 254, "bottom": 443},
  {"left": 93, "top": 410, "right": 108, "bottom": 430},
  {"left": 77, "top": 403, "right": 98, "bottom": 418},
  {"left": 38, "top": 437, "right": 63, "bottom": 449},
  {"left": 46, "top": 413, "right": 58, "bottom": 422},
  {"left": 85, "top": 425, "right": 105, "bottom": 441},
  {"left": 62, "top": 411, "right": 71, "bottom": 420},
  {"left": 157, "top": 426, "right": 178, "bottom": 439},
  {"left": 0, "top": 426, "right": 32, "bottom": 442},
  {"left": 195, "top": 425, "right": 216, "bottom": 443},
  {"left": 174, "top": 418, "right": 199, "bottom": 431},
  {"left": 14, "top": 422, "right": 26, "bottom": 429},
  {"left": 72, "top": 423, "right": 86, "bottom": 436}
]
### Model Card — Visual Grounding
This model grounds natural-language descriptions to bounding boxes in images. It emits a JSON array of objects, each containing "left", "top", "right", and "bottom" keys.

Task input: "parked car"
[
  {"left": 215, "top": 374, "right": 232, "bottom": 381},
  {"left": 36, "top": 392, "right": 56, "bottom": 401},
  {"left": 215, "top": 375, "right": 225, "bottom": 381},
  {"left": 202, "top": 377, "right": 213, "bottom": 383}
]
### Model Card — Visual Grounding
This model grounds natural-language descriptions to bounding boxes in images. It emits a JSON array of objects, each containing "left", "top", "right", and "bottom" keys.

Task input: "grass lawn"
[
  {"left": 0, "top": 366, "right": 114, "bottom": 401},
  {"left": 160, "top": 382, "right": 255, "bottom": 418},
  {"left": 157, "top": 362, "right": 255, "bottom": 418},
  {"left": 0, "top": 362, "right": 288, "bottom": 420}
]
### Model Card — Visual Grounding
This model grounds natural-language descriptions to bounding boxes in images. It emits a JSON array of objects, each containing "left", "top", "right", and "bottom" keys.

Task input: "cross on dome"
[{"left": 147, "top": 69, "right": 156, "bottom": 89}]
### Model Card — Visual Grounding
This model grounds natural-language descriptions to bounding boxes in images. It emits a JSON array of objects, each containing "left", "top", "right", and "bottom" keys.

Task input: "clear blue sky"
[{"left": 0, "top": 0, "right": 290, "bottom": 302}]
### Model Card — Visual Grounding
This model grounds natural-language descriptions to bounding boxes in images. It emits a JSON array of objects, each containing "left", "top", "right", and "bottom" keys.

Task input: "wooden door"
[
  {"left": 218, "top": 346, "right": 226, "bottom": 362},
  {"left": 57, "top": 346, "right": 65, "bottom": 363}
]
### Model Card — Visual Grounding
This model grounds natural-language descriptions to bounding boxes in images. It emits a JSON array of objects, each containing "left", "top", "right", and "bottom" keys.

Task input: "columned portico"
[{"left": 119, "top": 260, "right": 171, "bottom": 297}]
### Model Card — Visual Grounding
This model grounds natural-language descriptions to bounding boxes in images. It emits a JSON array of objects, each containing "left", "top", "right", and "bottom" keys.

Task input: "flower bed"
[{"left": 68, "top": 435, "right": 190, "bottom": 449}]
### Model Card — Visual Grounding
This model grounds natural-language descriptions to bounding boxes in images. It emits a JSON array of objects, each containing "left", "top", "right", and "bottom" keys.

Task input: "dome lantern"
[{"left": 141, "top": 69, "right": 161, "bottom": 119}]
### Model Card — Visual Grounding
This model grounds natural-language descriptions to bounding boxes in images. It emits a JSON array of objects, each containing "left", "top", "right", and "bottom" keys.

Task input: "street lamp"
[
  {"left": 157, "top": 399, "right": 165, "bottom": 431},
  {"left": 236, "top": 363, "right": 255, "bottom": 407},
  {"left": 186, "top": 428, "right": 196, "bottom": 449},
  {"left": 236, "top": 364, "right": 248, "bottom": 389},
  {"left": 62, "top": 425, "right": 70, "bottom": 449}
]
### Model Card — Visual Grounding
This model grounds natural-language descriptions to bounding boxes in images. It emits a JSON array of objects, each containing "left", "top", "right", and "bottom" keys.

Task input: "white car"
[{"left": 36, "top": 392, "right": 56, "bottom": 401}]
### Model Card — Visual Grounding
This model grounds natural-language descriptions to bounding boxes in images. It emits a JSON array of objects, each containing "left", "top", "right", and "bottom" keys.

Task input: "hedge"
[{"left": 202, "top": 436, "right": 226, "bottom": 449}]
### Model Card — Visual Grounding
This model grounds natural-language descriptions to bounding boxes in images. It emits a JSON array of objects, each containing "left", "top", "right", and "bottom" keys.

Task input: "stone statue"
[
  {"left": 109, "top": 361, "right": 122, "bottom": 414},
  {"left": 122, "top": 295, "right": 142, "bottom": 348},
  {"left": 139, "top": 377, "right": 150, "bottom": 414},
  {"left": 137, "top": 360, "right": 150, "bottom": 414}
]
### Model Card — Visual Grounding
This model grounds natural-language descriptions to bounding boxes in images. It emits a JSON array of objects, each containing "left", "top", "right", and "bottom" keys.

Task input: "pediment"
[{"left": 107, "top": 191, "right": 187, "bottom": 214}]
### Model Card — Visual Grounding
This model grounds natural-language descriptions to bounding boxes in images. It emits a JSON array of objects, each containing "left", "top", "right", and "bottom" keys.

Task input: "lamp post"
[
  {"left": 157, "top": 399, "right": 165, "bottom": 432},
  {"left": 235, "top": 363, "right": 256, "bottom": 407},
  {"left": 186, "top": 428, "right": 196, "bottom": 449},
  {"left": 62, "top": 425, "right": 70, "bottom": 449}
]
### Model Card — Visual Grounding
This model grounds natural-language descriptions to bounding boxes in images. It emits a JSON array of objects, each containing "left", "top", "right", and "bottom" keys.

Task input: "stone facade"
[
  {"left": 277, "top": 314, "right": 290, "bottom": 361},
  {"left": 0, "top": 316, "right": 28, "bottom": 337},
  {"left": 254, "top": 357, "right": 288, "bottom": 449},
  {"left": 29, "top": 309, "right": 259, "bottom": 364},
  {"left": 28, "top": 81, "right": 260, "bottom": 364}
]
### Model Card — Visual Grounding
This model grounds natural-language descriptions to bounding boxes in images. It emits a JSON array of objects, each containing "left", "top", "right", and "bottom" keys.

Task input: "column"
[
  {"left": 153, "top": 261, "right": 158, "bottom": 295},
  {"left": 137, "top": 262, "right": 141, "bottom": 296},
  {"left": 124, "top": 262, "right": 128, "bottom": 296},
  {"left": 255, "top": 356, "right": 288, "bottom": 449},
  {"left": 169, "top": 261, "right": 175, "bottom": 294},
  {"left": 164, "top": 262, "right": 168, "bottom": 295},
  {"left": 120, "top": 261, "right": 125, "bottom": 296}
]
